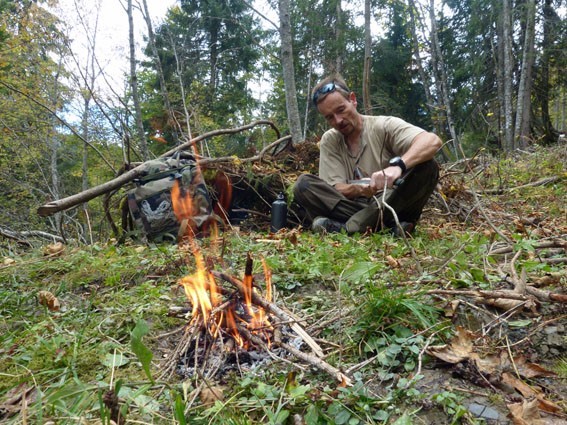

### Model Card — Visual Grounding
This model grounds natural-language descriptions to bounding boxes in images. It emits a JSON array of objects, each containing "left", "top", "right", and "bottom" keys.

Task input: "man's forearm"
[{"left": 401, "top": 132, "right": 442, "bottom": 168}]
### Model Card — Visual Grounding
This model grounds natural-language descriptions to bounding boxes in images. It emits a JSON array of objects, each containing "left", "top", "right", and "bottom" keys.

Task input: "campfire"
[{"left": 159, "top": 181, "right": 351, "bottom": 385}]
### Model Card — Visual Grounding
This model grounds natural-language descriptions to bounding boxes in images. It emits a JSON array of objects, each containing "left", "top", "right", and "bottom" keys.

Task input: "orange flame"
[
  {"left": 172, "top": 178, "right": 272, "bottom": 349},
  {"left": 171, "top": 179, "right": 195, "bottom": 237},
  {"left": 178, "top": 248, "right": 220, "bottom": 324},
  {"left": 225, "top": 308, "right": 244, "bottom": 348},
  {"left": 240, "top": 254, "right": 273, "bottom": 344}
]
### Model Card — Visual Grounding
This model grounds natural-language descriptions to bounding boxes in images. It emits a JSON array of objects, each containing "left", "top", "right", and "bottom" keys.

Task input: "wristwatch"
[{"left": 389, "top": 156, "right": 407, "bottom": 173}]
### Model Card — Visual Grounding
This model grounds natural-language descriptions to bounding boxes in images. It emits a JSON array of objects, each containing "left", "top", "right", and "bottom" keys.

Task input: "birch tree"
[
  {"left": 278, "top": 0, "right": 303, "bottom": 144},
  {"left": 514, "top": 0, "right": 536, "bottom": 148},
  {"left": 140, "top": 0, "right": 175, "bottom": 137},
  {"left": 335, "top": 0, "right": 344, "bottom": 74},
  {"left": 429, "top": 0, "right": 459, "bottom": 155},
  {"left": 500, "top": 0, "right": 515, "bottom": 151},
  {"left": 126, "top": 0, "right": 149, "bottom": 160},
  {"left": 407, "top": 0, "right": 438, "bottom": 135},
  {"left": 535, "top": 0, "right": 561, "bottom": 144},
  {"left": 362, "top": 0, "right": 372, "bottom": 113}
]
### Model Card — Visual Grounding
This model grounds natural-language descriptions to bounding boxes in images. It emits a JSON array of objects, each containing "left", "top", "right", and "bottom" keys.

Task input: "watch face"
[{"left": 390, "top": 157, "right": 405, "bottom": 171}]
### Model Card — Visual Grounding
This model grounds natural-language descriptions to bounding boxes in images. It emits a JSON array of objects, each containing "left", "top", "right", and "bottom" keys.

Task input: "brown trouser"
[{"left": 293, "top": 160, "right": 439, "bottom": 233}]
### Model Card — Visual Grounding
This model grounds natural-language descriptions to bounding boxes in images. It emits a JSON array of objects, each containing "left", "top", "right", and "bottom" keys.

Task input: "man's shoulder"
[
  {"left": 364, "top": 115, "right": 408, "bottom": 126},
  {"left": 319, "top": 129, "right": 343, "bottom": 147}
]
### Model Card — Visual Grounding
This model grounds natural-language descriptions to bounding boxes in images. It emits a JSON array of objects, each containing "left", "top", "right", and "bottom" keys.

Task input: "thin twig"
[{"left": 375, "top": 181, "right": 423, "bottom": 274}]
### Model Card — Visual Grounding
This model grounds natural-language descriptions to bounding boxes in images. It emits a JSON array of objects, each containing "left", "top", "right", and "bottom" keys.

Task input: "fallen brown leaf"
[
  {"left": 37, "top": 290, "right": 60, "bottom": 311},
  {"left": 43, "top": 242, "right": 65, "bottom": 257},
  {"left": 199, "top": 386, "right": 224, "bottom": 406},
  {"left": 477, "top": 296, "right": 527, "bottom": 312},
  {"left": 502, "top": 372, "right": 536, "bottom": 398},
  {"left": 385, "top": 255, "right": 400, "bottom": 268},
  {"left": 0, "top": 384, "right": 37, "bottom": 420},
  {"left": 509, "top": 355, "right": 557, "bottom": 379},
  {"left": 507, "top": 398, "right": 543, "bottom": 425},
  {"left": 443, "top": 300, "right": 461, "bottom": 318},
  {"left": 427, "top": 326, "right": 476, "bottom": 363}
]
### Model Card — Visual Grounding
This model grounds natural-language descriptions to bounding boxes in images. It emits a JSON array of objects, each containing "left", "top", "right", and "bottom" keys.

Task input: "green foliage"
[
  {"left": 432, "top": 391, "right": 471, "bottom": 424},
  {"left": 130, "top": 320, "right": 154, "bottom": 384},
  {"left": 143, "top": 0, "right": 265, "bottom": 143},
  {"left": 197, "top": 375, "right": 394, "bottom": 425},
  {"left": 361, "top": 283, "right": 441, "bottom": 331},
  {"left": 553, "top": 357, "right": 567, "bottom": 378}
]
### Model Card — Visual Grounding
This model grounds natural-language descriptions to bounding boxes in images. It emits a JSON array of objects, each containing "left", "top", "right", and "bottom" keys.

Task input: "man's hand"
[
  {"left": 335, "top": 181, "right": 376, "bottom": 199},
  {"left": 370, "top": 166, "right": 403, "bottom": 191}
]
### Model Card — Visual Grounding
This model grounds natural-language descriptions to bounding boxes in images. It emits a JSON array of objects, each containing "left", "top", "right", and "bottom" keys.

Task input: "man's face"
[{"left": 317, "top": 91, "right": 360, "bottom": 137}]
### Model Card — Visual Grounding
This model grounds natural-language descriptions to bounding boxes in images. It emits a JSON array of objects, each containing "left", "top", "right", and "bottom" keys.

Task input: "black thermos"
[{"left": 270, "top": 193, "right": 287, "bottom": 232}]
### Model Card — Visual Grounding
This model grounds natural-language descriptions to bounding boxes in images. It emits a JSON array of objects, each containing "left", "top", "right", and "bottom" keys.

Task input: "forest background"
[{"left": 0, "top": 0, "right": 565, "bottom": 241}]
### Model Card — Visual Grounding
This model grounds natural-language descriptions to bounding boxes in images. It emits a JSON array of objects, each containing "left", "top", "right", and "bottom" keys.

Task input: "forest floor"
[{"left": 0, "top": 144, "right": 566, "bottom": 424}]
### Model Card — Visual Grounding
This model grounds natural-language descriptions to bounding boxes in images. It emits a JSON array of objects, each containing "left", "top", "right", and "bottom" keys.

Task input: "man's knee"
[
  {"left": 416, "top": 159, "right": 439, "bottom": 182},
  {"left": 294, "top": 174, "right": 316, "bottom": 198}
]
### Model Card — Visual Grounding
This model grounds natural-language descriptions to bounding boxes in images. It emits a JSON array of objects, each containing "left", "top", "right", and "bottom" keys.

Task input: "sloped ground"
[{"left": 0, "top": 144, "right": 565, "bottom": 424}]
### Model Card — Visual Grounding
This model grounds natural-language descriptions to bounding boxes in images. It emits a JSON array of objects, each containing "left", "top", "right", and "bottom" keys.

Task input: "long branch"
[
  {"left": 0, "top": 226, "right": 65, "bottom": 244},
  {"left": 37, "top": 122, "right": 284, "bottom": 216},
  {"left": 481, "top": 176, "right": 562, "bottom": 194},
  {"left": 160, "top": 120, "right": 281, "bottom": 158},
  {"left": 427, "top": 288, "right": 566, "bottom": 304}
]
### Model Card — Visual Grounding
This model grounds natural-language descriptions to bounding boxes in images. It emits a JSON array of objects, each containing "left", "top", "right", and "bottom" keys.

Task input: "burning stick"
[{"left": 212, "top": 270, "right": 324, "bottom": 358}]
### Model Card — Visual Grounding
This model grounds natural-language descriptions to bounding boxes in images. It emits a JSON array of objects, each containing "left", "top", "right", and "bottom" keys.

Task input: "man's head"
[
  {"left": 311, "top": 75, "right": 351, "bottom": 107},
  {"left": 312, "top": 75, "right": 361, "bottom": 137}
]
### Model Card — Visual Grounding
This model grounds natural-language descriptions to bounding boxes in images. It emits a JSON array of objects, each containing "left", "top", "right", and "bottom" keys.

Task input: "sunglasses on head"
[{"left": 312, "top": 81, "right": 350, "bottom": 107}]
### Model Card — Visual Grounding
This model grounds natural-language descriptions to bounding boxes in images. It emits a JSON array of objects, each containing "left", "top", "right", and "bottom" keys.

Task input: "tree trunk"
[
  {"left": 140, "top": 0, "right": 175, "bottom": 135},
  {"left": 209, "top": 23, "right": 219, "bottom": 92},
  {"left": 408, "top": 0, "right": 438, "bottom": 135},
  {"left": 335, "top": 0, "right": 343, "bottom": 74},
  {"left": 362, "top": 0, "right": 372, "bottom": 114},
  {"left": 500, "top": 0, "right": 515, "bottom": 151},
  {"left": 127, "top": 0, "right": 149, "bottom": 160},
  {"left": 81, "top": 94, "right": 90, "bottom": 242},
  {"left": 48, "top": 58, "right": 65, "bottom": 238},
  {"left": 514, "top": 0, "right": 536, "bottom": 149},
  {"left": 303, "top": 39, "right": 314, "bottom": 141},
  {"left": 167, "top": 29, "right": 194, "bottom": 143},
  {"left": 537, "top": 0, "right": 558, "bottom": 144},
  {"left": 278, "top": 0, "right": 303, "bottom": 144},
  {"left": 429, "top": 0, "right": 459, "bottom": 156}
]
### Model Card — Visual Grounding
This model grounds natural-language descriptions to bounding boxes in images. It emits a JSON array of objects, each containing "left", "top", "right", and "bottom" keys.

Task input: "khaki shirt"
[{"left": 319, "top": 115, "right": 424, "bottom": 186}]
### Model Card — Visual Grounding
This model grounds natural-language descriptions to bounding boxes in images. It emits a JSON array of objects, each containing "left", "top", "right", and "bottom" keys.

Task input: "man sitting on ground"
[{"left": 293, "top": 74, "right": 442, "bottom": 235}]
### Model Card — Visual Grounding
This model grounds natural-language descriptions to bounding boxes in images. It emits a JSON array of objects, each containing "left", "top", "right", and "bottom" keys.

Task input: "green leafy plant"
[
  {"left": 130, "top": 320, "right": 154, "bottom": 384},
  {"left": 432, "top": 391, "right": 472, "bottom": 424},
  {"left": 362, "top": 282, "right": 441, "bottom": 331}
]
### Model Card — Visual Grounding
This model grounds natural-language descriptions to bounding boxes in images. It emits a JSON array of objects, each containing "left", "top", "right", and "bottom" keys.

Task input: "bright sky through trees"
[{"left": 53, "top": 0, "right": 176, "bottom": 89}]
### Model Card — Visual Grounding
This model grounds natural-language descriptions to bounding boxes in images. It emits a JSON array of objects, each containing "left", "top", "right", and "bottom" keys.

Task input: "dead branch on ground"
[
  {"left": 0, "top": 226, "right": 65, "bottom": 245},
  {"left": 481, "top": 176, "right": 563, "bottom": 194}
]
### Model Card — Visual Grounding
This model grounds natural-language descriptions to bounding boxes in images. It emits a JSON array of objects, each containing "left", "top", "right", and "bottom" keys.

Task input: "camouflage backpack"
[{"left": 127, "top": 154, "right": 219, "bottom": 242}]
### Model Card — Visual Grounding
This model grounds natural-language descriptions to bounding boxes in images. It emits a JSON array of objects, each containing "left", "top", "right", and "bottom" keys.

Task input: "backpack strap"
[{"left": 127, "top": 193, "right": 152, "bottom": 236}]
